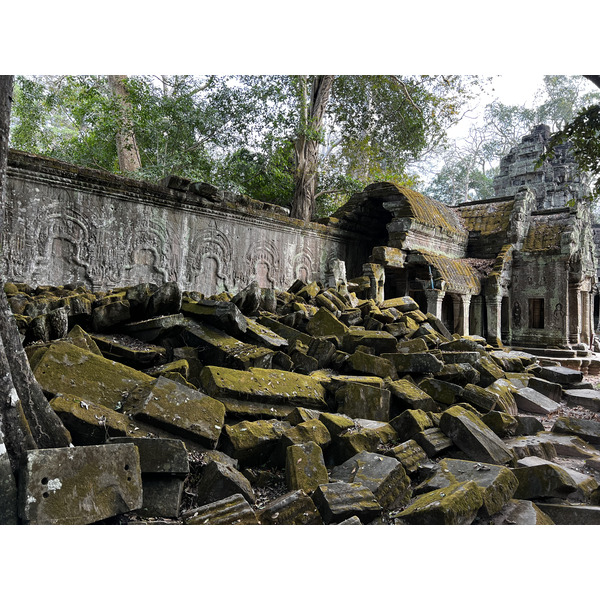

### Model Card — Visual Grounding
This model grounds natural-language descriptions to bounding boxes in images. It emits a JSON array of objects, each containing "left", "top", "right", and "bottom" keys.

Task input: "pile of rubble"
[{"left": 3, "top": 277, "right": 600, "bottom": 525}]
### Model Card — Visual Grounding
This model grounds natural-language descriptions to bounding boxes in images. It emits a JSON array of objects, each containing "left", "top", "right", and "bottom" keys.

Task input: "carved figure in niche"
[
  {"left": 124, "top": 247, "right": 167, "bottom": 286},
  {"left": 255, "top": 261, "right": 273, "bottom": 289},
  {"left": 512, "top": 301, "right": 521, "bottom": 328},
  {"left": 554, "top": 303, "right": 565, "bottom": 327}
]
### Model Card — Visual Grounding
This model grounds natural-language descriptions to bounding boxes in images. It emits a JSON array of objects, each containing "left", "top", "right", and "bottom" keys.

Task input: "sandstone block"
[
  {"left": 341, "top": 329, "right": 397, "bottom": 354},
  {"left": 200, "top": 365, "right": 328, "bottom": 410},
  {"left": 182, "top": 298, "right": 247, "bottom": 337},
  {"left": 286, "top": 442, "right": 329, "bottom": 494},
  {"left": 281, "top": 419, "right": 332, "bottom": 451},
  {"left": 504, "top": 436, "right": 557, "bottom": 461},
  {"left": 92, "top": 299, "right": 131, "bottom": 331},
  {"left": 535, "top": 503, "right": 600, "bottom": 525},
  {"left": 538, "top": 365, "right": 583, "bottom": 385},
  {"left": 481, "top": 411, "right": 519, "bottom": 438},
  {"left": 335, "top": 381, "right": 391, "bottom": 422},
  {"left": 461, "top": 383, "right": 499, "bottom": 413},
  {"left": 196, "top": 460, "right": 255, "bottom": 506},
  {"left": 512, "top": 462, "right": 579, "bottom": 500},
  {"left": 382, "top": 352, "right": 444, "bottom": 374},
  {"left": 386, "top": 439, "right": 429, "bottom": 475},
  {"left": 528, "top": 377, "right": 562, "bottom": 402},
  {"left": 439, "top": 405, "right": 514, "bottom": 465},
  {"left": 330, "top": 451, "right": 411, "bottom": 509},
  {"left": 18, "top": 444, "right": 143, "bottom": 525},
  {"left": 348, "top": 350, "right": 397, "bottom": 380},
  {"left": 418, "top": 378, "right": 463, "bottom": 406},
  {"left": 224, "top": 419, "right": 291, "bottom": 465},
  {"left": 562, "top": 388, "right": 600, "bottom": 411},
  {"left": 385, "top": 378, "right": 438, "bottom": 414},
  {"left": 258, "top": 489, "right": 323, "bottom": 525},
  {"left": 514, "top": 387, "right": 561, "bottom": 415},
  {"left": 395, "top": 481, "right": 483, "bottom": 525},
  {"left": 0, "top": 431, "right": 18, "bottom": 524},
  {"left": 127, "top": 376, "right": 225, "bottom": 448},
  {"left": 552, "top": 416, "right": 600, "bottom": 445},
  {"left": 413, "top": 427, "right": 454, "bottom": 458},
  {"left": 389, "top": 409, "right": 433, "bottom": 443},
  {"left": 488, "top": 499, "right": 554, "bottom": 525},
  {"left": 311, "top": 482, "right": 382, "bottom": 524},
  {"left": 183, "top": 494, "right": 258, "bottom": 525}
]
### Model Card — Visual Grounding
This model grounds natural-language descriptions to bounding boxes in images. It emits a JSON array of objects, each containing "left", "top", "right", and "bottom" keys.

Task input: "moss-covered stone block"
[
  {"left": 389, "top": 409, "right": 433, "bottom": 443},
  {"left": 385, "top": 378, "right": 438, "bottom": 414},
  {"left": 461, "top": 383, "right": 499, "bottom": 413},
  {"left": 224, "top": 419, "right": 292, "bottom": 466},
  {"left": 306, "top": 307, "right": 349, "bottom": 338},
  {"left": 90, "top": 333, "right": 166, "bottom": 370},
  {"left": 382, "top": 352, "right": 444, "bottom": 375},
  {"left": 182, "top": 298, "right": 247, "bottom": 337},
  {"left": 331, "top": 427, "right": 382, "bottom": 463},
  {"left": 330, "top": 451, "right": 411, "bottom": 509},
  {"left": 481, "top": 411, "right": 519, "bottom": 438},
  {"left": 183, "top": 493, "right": 259, "bottom": 525},
  {"left": 486, "top": 379, "right": 519, "bottom": 416},
  {"left": 341, "top": 329, "right": 397, "bottom": 354},
  {"left": 439, "top": 405, "right": 514, "bottom": 465},
  {"left": 418, "top": 458, "right": 519, "bottom": 517},
  {"left": 311, "top": 481, "right": 382, "bottom": 524},
  {"left": 488, "top": 499, "right": 554, "bottom": 525},
  {"left": 476, "top": 355, "right": 506, "bottom": 387},
  {"left": 348, "top": 350, "right": 397, "bottom": 380},
  {"left": 92, "top": 299, "right": 131, "bottom": 331},
  {"left": 126, "top": 376, "right": 226, "bottom": 448},
  {"left": 413, "top": 427, "right": 454, "bottom": 458},
  {"left": 552, "top": 416, "right": 600, "bottom": 445},
  {"left": 258, "top": 489, "right": 323, "bottom": 525},
  {"left": 386, "top": 439, "right": 429, "bottom": 475},
  {"left": 335, "top": 381, "right": 391, "bottom": 422},
  {"left": 512, "top": 462, "right": 579, "bottom": 500},
  {"left": 418, "top": 378, "right": 463, "bottom": 405},
  {"left": 286, "top": 442, "right": 329, "bottom": 494},
  {"left": 282, "top": 419, "right": 332, "bottom": 451},
  {"left": 18, "top": 444, "right": 143, "bottom": 525},
  {"left": 319, "top": 412, "right": 355, "bottom": 437},
  {"left": 200, "top": 365, "right": 328, "bottom": 410},
  {"left": 33, "top": 341, "right": 155, "bottom": 410},
  {"left": 195, "top": 460, "right": 255, "bottom": 506},
  {"left": 395, "top": 480, "right": 483, "bottom": 525}
]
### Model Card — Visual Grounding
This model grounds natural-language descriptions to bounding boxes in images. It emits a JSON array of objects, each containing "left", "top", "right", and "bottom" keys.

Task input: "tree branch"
[{"left": 388, "top": 76, "right": 423, "bottom": 114}]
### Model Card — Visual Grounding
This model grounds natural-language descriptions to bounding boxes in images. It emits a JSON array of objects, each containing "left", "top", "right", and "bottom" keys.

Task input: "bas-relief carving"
[
  {"left": 292, "top": 248, "right": 315, "bottom": 283},
  {"left": 187, "top": 220, "right": 233, "bottom": 295},
  {"left": 242, "top": 238, "right": 283, "bottom": 290}
]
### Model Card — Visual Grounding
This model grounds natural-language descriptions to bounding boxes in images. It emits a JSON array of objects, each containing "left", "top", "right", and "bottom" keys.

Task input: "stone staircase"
[{"left": 511, "top": 346, "right": 600, "bottom": 376}]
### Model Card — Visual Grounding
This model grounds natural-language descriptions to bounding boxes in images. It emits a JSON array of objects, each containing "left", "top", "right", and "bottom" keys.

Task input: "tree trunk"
[
  {"left": 0, "top": 76, "right": 71, "bottom": 476},
  {"left": 290, "top": 75, "right": 334, "bottom": 222},
  {"left": 107, "top": 75, "right": 142, "bottom": 173}
]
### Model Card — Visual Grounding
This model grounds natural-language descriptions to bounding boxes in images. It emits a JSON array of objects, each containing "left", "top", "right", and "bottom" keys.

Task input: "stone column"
[
  {"left": 454, "top": 294, "right": 472, "bottom": 336},
  {"left": 568, "top": 283, "right": 581, "bottom": 346},
  {"left": 363, "top": 263, "right": 385, "bottom": 304},
  {"left": 469, "top": 296, "right": 483, "bottom": 337},
  {"left": 425, "top": 289, "right": 445, "bottom": 321},
  {"left": 582, "top": 290, "right": 592, "bottom": 348},
  {"left": 485, "top": 295, "right": 503, "bottom": 347}
]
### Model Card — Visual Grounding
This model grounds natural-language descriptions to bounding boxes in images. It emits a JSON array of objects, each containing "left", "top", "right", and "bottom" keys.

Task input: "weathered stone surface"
[
  {"left": 417, "top": 458, "right": 519, "bottom": 517},
  {"left": 182, "top": 298, "right": 247, "bottom": 337},
  {"left": 18, "top": 444, "right": 143, "bottom": 525},
  {"left": 514, "top": 387, "right": 561, "bottom": 415},
  {"left": 504, "top": 436, "right": 558, "bottom": 461},
  {"left": 528, "top": 377, "right": 562, "bottom": 403},
  {"left": 183, "top": 493, "right": 259, "bottom": 525},
  {"left": 348, "top": 350, "right": 397, "bottom": 380},
  {"left": 286, "top": 442, "right": 329, "bottom": 493},
  {"left": 439, "top": 405, "right": 514, "bottom": 465},
  {"left": 243, "top": 317, "right": 288, "bottom": 351},
  {"left": 50, "top": 394, "right": 136, "bottom": 444},
  {"left": 382, "top": 352, "right": 444, "bottom": 374},
  {"left": 385, "top": 378, "right": 438, "bottom": 413},
  {"left": 535, "top": 503, "right": 600, "bottom": 525},
  {"left": 331, "top": 428, "right": 381, "bottom": 463},
  {"left": 126, "top": 376, "right": 225, "bottom": 448},
  {"left": 389, "top": 409, "right": 433, "bottom": 442},
  {"left": 318, "top": 412, "right": 354, "bottom": 437},
  {"left": 0, "top": 431, "right": 18, "bottom": 524},
  {"left": 311, "top": 482, "right": 382, "bottom": 524},
  {"left": 330, "top": 451, "right": 411, "bottom": 509},
  {"left": 435, "top": 363, "right": 481, "bottom": 387},
  {"left": 481, "top": 411, "right": 519, "bottom": 438},
  {"left": 335, "top": 381, "right": 390, "bottom": 422},
  {"left": 196, "top": 460, "right": 255, "bottom": 505},
  {"left": 512, "top": 462, "right": 579, "bottom": 500},
  {"left": 306, "top": 307, "right": 348, "bottom": 338},
  {"left": 224, "top": 419, "right": 291, "bottom": 465},
  {"left": 395, "top": 481, "right": 483, "bottom": 525},
  {"left": 515, "top": 415, "right": 545, "bottom": 436},
  {"left": 538, "top": 365, "right": 583, "bottom": 385},
  {"left": 281, "top": 419, "right": 332, "bottom": 451},
  {"left": 461, "top": 383, "right": 499, "bottom": 413},
  {"left": 413, "top": 427, "right": 454, "bottom": 458},
  {"left": 33, "top": 341, "right": 154, "bottom": 410},
  {"left": 380, "top": 296, "right": 419, "bottom": 312},
  {"left": 475, "top": 355, "right": 506, "bottom": 387},
  {"left": 562, "top": 388, "right": 600, "bottom": 411},
  {"left": 386, "top": 439, "right": 429, "bottom": 474},
  {"left": 106, "top": 437, "right": 189, "bottom": 474},
  {"left": 200, "top": 365, "right": 328, "bottom": 410},
  {"left": 92, "top": 299, "right": 131, "bottom": 331},
  {"left": 535, "top": 431, "right": 598, "bottom": 459},
  {"left": 258, "top": 489, "right": 323, "bottom": 524},
  {"left": 307, "top": 337, "right": 337, "bottom": 369},
  {"left": 487, "top": 499, "right": 554, "bottom": 525},
  {"left": 341, "top": 329, "right": 397, "bottom": 354},
  {"left": 180, "top": 319, "right": 274, "bottom": 370},
  {"left": 419, "top": 378, "right": 463, "bottom": 406},
  {"left": 486, "top": 379, "right": 519, "bottom": 416},
  {"left": 552, "top": 417, "right": 600, "bottom": 445},
  {"left": 285, "top": 407, "right": 323, "bottom": 426},
  {"left": 91, "top": 333, "right": 166, "bottom": 369},
  {"left": 136, "top": 476, "right": 185, "bottom": 518},
  {"left": 119, "top": 313, "right": 187, "bottom": 342},
  {"left": 146, "top": 282, "right": 182, "bottom": 318}
]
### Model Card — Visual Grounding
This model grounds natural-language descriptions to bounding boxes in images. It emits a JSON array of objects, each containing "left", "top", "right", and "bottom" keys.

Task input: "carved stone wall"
[{"left": 1, "top": 151, "right": 370, "bottom": 295}]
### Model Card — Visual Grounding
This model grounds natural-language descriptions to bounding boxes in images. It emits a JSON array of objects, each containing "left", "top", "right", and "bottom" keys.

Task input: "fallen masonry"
[{"left": 3, "top": 279, "right": 600, "bottom": 525}]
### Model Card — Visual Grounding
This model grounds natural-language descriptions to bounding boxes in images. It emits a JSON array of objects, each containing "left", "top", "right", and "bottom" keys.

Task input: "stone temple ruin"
[{"left": 3, "top": 124, "right": 600, "bottom": 525}]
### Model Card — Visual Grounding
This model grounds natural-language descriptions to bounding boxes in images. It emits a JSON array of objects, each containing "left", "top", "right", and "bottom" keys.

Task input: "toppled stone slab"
[
  {"left": 311, "top": 482, "right": 382, "bottom": 524},
  {"left": 281, "top": 419, "right": 331, "bottom": 452},
  {"left": 535, "top": 503, "right": 600, "bottom": 525},
  {"left": 538, "top": 365, "right": 583, "bottom": 385},
  {"left": 504, "top": 436, "right": 557, "bottom": 461},
  {"left": 49, "top": 394, "right": 136, "bottom": 444},
  {"left": 243, "top": 317, "right": 288, "bottom": 350},
  {"left": 382, "top": 352, "right": 444, "bottom": 374},
  {"left": 349, "top": 350, "right": 397, "bottom": 380},
  {"left": 481, "top": 411, "right": 518, "bottom": 438},
  {"left": 33, "top": 341, "right": 154, "bottom": 411},
  {"left": 195, "top": 460, "right": 255, "bottom": 506},
  {"left": 528, "top": 377, "right": 562, "bottom": 403},
  {"left": 386, "top": 439, "right": 430, "bottom": 475},
  {"left": 385, "top": 378, "right": 438, "bottom": 413},
  {"left": 417, "top": 458, "right": 519, "bottom": 517},
  {"left": 487, "top": 499, "right": 554, "bottom": 525},
  {"left": 183, "top": 493, "right": 259, "bottom": 525},
  {"left": 286, "top": 442, "right": 329, "bottom": 493},
  {"left": 552, "top": 416, "right": 600, "bottom": 445},
  {"left": 439, "top": 405, "right": 514, "bottom": 465},
  {"left": 394, "top": 481, "right": 483, "bottom": 525},
  {"left": 181, "top": 298, "right": 247, "bottom": 337},
  {"left": 341, "top": 329, "right": 397, "bottom": 354},
  {"left": 562, "top": 389, "right": 600, "bottom": 412},
  {"left": 419, "top": 378, "right": 463, "bottom": 406},
  {"left": 390, "top": 409, "right": 433, "bottom": 443},
  {"left": 306, "top": 307, "right": 348, "bottom": 338},
  {"left": 486, "top": 379, "right": 519, "bottom": 416},
  {"left": 413, "top": 427, "right": 453, "bottom": 458},
  {"left": 200, "top": 365, "right": 328, "bottom": 410},
  {"left": 18, "top": 444, "right": 143, "bottom": 525},
  {"left": 126, "top": 376, "right": 226, "bottom": 448},
  {"left": 512, "top": 462, "right": 579, "bottom": 501},
  {"left": 90, "top": 333, "right": 166, "bottom": 369},
  {"left": 258, "top": 489, "right": 323, "bottom": 524},
  {"left": 330, "top": 451, "right": 411, "bottom": 509},
  {"left": 535, "top": 431, "right": 599, "bottom": 458},
  {"left": 514, "top": 387, "right": 561, "bottom": 415},
  {"left": 119, "top": 314, "right": 187, "bottom": 342}
]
